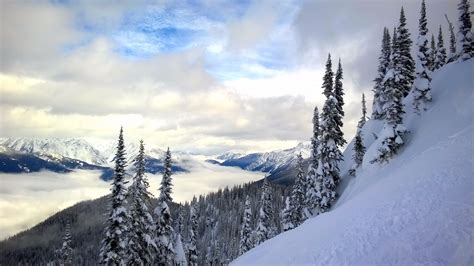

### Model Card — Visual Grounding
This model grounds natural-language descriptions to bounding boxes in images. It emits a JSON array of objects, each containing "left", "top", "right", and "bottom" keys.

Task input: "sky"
[{"left": 0, "top": 0, "right": 456, "bottom": 155}]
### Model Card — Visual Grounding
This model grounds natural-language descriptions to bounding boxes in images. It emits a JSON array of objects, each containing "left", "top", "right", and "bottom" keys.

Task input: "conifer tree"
[
  {"left": 322, "top": 54, "right": 334, "bottom": 98},
  {"left": 128, "top": 140, "right": 156, "bottom": 265},
  {"left": 371, "top": 44, "right": 408, "bottom": 163},
  {"left": 394, "top": 7, "right": 415, "bottom": 97},
  {"left": 100, "top": 127, "right": 130, "bottom": 265},
  {"left": 281, "top": 197, "right": 293, "bottom": 232},
  {"left": 254, "top": 178, "right": 276, "bottom": 245},
  {"left": 174, "top": 212, "right": 188, "bottom": 266},
  {"left": 372, "top": 28, "right": 391, "bottom": 120},
  {"left": 287, "top": 153, "right": 305, "bottom": 228},
  {"left": 429, "top": 34, "right": 437, "bottom": 71},
  {"left": 456, "top": 0, "right": 474, "bottom": 60},
  {"left": 413, "top": 0, "right": 433, "bottom": 113},
  {"left": 352, "top": 95, "right": 367, "bottom": 170},
  {"left": 445, "top": 15, "right": 457, "bottom": 63},
  {"left": 309, "top": 106, "right": 320, "bottom": 172},
  {"left": 154, "top": 148, "right": 175, "bottom": 265},
  {"left": 334, "top": 59, "right": 345, "bottom": 121},
  {"left": 305, "top": 106, "right": 321, "bottom": 217},
  {"left": 187, "top": 202, "right": 199, "bottom": 266},
  {"left": 434, "top": 26, "right": 447, "bottom": 69},
  {"left": 317, "top": 95, "right": 343, "bottom": 211},
  {"left": 358, "top": 93, "right": 368, "bottom": 128},
  {"left": 332, "top": 63, "right": 346, "bottom": 151},
  {"left": 239, "top": 195, "right": 254, "bottom": 254},
  {"left": 59, "top": 221, "right": 73, "bottom": 266}
]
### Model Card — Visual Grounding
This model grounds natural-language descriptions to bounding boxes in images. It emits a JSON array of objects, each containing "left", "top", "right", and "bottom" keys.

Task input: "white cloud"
[{"left": 0, "top": 161, "right": 263, "bottom": 240}]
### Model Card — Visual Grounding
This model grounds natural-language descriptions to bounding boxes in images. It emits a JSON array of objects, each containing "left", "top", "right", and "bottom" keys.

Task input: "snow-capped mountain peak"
[{"left": 0, "top": 137, "right": 107, "bottom": 166}]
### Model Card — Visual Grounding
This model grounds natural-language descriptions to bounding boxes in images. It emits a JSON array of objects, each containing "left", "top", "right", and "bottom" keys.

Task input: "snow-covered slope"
[
  {"left": 220, "top": 142, "right": 310, "bottom": 174},
  {"left": 233, "top": 60, "right": 474, "bottom": 265}
]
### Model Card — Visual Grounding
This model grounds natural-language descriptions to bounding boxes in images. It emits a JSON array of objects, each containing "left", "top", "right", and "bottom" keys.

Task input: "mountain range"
[{"left": 0, "top": 137, "right": 310, "bottom": 184}]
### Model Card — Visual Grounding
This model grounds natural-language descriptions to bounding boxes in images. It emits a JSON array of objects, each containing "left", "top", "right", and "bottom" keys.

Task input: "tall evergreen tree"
[
  {"left": 254, "top": 178, "right": 276, "bottom": 245},
  {"left": 394, "top": 7, "right": 415, "bottom": 97},
  {"left": 413, "top": 0, "right": 433, "bottom": 113},
  {"left": 287, "top": 153, "right": 305, "bottom": 228},
  {"left": 334, "top": 59, "right": 345, "bottom": 121},
  {"left": 317, "top": 95, "right": 343, "bottom": 212},
  {"left": 434, "top": 26, "right": 447, "bottom": 69},
  {"left": 358, "top": 93, "right": 368, "bottom": 128},
  {"left": 371, "top": 43, "right": 408, "bottom": 163},
  {"left": 59, "top": 221, "right": 73, "bottom": 266},
  {"left": 322, "top": 54, "right": 334, "bottom": 98},
  {"left": 456, "top": 0, "right": 474, "bottom": 60},
  {"left": 445, "top": 15, "right": 457, "bottom": 63},
  {"left": 100, "top": 127, "right": 130, "bottom": 265},
  {"left": 187, "top": 202, "right": 199, "bottom": 266},
  {"left": 239, "top": 195, "right": 254, "bottom": 254},
  {"left": 305, "top": 106, "right": 321, "bottom": 217},
  {"left": 154, "top": 148, "right": 175, "bottom": 265},
  {"left": 332, "top": 62, "right": 346, "bottom": 150},
  {"left": 372, "top": 28, "right": 391, "bottom": 120},
  {"left": 354, "top": 95, "right": 368, "bottom": 167},
  {"left": 281, "top": 197, "right": 294, "bottom": 232},
  {"left": 127, "top": 140, "right": 157, "bottom": 265},
  {"left": 429, "top": 34, "right": 437, "bottom": 71}
]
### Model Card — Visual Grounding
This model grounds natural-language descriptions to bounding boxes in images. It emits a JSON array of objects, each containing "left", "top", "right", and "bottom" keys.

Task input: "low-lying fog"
[{"left": 0, "top": 159, "right": 264, "bottom": 240}]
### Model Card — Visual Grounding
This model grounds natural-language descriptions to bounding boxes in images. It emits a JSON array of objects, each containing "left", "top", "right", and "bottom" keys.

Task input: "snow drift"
[{"left": 233, "top": 60, "right": 474, "bottom": 265}]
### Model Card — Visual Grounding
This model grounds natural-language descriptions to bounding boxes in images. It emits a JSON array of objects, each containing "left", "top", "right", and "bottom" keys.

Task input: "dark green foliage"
[
  {"left": 322, "top": 54, "right": 334, "bottom": 98},
  {"left": 100, "top": 127, "right": 130, "bottom": 265}
]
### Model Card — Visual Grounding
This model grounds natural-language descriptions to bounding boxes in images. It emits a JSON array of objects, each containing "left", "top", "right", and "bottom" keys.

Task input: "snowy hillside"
[
  {"left": 233, "top": 60, "right": 474, "bottom": 264},
  {"left": 220, "top": 142, "right": 310, "bottom": 174}
]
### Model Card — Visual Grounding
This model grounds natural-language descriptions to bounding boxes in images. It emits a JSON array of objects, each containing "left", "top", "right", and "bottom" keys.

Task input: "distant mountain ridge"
[
  {"left": 216, "top": 142, "right": 311, "bottom": 184},
  {"left": 0, "top": 137, "right": 310, "bottom": 184},
  {"left": 0, "top": 138, "right": 186, "bottom": 178}
]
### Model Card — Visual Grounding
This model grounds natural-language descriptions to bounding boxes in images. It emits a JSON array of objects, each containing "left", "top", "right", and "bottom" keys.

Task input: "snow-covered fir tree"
[
  {"left": 434, "top": 25, "right": 447, "bottom": 69},
  {"left": 334, "top": 59, "right": 345, "bottom": 122},
  {"left": 317, "top": 94, "right": 343, "bottom": 211},
  {"left": 239, "top": 195, "right": 254, "bottom": 254},
  {"left": 305, "top": 106, "right": 321, "bottom": 217},
  {"left": 355, "top": 95, "right": 368, "bottom": 162},
  {"left": 456, "top": 0, "right": 474, "bottom": 61},
  {"left": 288, "top": 153, "right": 306, "bottom": 228},
  {"left": 59, "top": 221, "right": 72, "bottom": 266},
  {"left": 372, "top": 27, "right": 391, "bottom": 120},
  {"left": 127, "top": 140, "right": 157, "bottom": 265},
  {"left": 174, "top": 212, "right": 188, "bottom": 266},
  {"left": 281, "top": 197, "right": 294, "bottom": 232},
  {"left": 371, "top": 43, "right": 408, "bottom": 163},
  {"left": 100, "top": 127, "right": 131, "bottom": 265},
  {"left": 429, "top": 34, "right": 437, "bottom": 71},
  {"left": 445, "top": 15, "right": 457, "bottom": 63},
  {"left": 322, "top": 54, "right": 334, "bottom": 98},
  {"left": 254, "top": 178, "right": 276, "bottom": 245},
  {"left": 413, "top": 0, "right": 433, "bottom": 113},
  {"left": 394, "top": 7, "right": 415, "bottom": 97},
  {"left": 187, "top": 202, "right": 199, "bottom": 266},
  {"left": 358, "top": 93, "right": 368, "bottom": 128},
  {"left": 154, "top": 148, "right": 175, "bottom": 265}
]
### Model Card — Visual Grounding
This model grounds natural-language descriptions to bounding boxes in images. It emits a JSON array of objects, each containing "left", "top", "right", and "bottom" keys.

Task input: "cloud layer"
[
  {"left": 0, "top": 0, "right": 457, "bottom": 154},
  {"left": 0, "top": 161, "right": 263, "bottom": 240}
]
